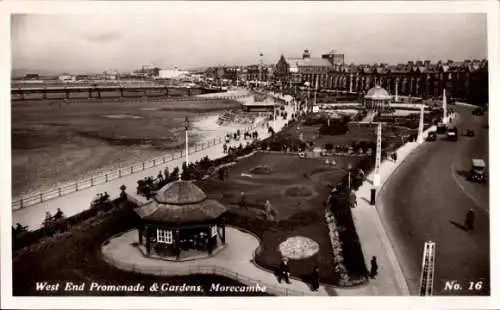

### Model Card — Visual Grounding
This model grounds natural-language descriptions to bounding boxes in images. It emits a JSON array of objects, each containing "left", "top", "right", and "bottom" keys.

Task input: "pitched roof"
[{"left": 135, "top": 180, "right": 228, "bottom": 224}]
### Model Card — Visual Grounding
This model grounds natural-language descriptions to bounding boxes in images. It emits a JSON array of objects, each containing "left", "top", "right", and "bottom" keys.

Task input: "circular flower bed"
[
  {"left": 249, "top": 165, "right": 273, "bottom": 175},
  {"left": 284, "top": 185, "right": 314, "bottom": 198},
  {"left": 278, "top": 236, "right": 320, "bottom": 260}
]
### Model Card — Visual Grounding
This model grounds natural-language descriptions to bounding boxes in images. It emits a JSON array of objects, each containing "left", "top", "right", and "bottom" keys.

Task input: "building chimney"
[{"left": 302, "top": 49, "right": 311, "bottom": 59}]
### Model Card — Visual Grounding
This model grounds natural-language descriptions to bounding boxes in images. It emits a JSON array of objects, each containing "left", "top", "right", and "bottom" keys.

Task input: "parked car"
[
  {"left": 426, "top": 131, "right": 437, "bottom": 141},
  {"left": 472, "top": 107, "right": 484, "bottom": 116},
  {"left": 469, "top": 159, "right": 487, "bottom": 183},
  {"left": 463, "top": 129, "right": 475, "bottom": 137},
  {"left": 436, "top": 123, "right": 447, "bottom": 134},
  {"left": 447, "top": 126, "right": 458, "bottom": 141}
]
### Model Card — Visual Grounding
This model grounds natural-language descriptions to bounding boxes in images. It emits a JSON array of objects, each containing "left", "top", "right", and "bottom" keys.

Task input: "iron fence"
[{"left": 12, "top": 118, "right": 265, "bottom": 210}]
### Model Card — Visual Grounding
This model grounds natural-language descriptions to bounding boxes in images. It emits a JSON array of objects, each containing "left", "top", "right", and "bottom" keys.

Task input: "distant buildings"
[
  {"left": 274, "top": 49, "right": 489, "bottom": 105},
  {"left": 158, "top": 68, "right": 189, "bottom": 80},
  {"left": 133, "top": 64, "right": 161, "bottom": 78},
  {"left": 23, "top": 74, "right": 40, "bottom": 80},
  {"left": 58, "top": 74, "right": 76, "bottom": 82},
  {"left": 205, "top": 64, "right": 274, "bottom": 85}
]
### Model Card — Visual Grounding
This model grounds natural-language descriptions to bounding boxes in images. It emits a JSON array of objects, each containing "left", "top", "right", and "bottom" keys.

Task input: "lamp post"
[
  {"left": 348, "top": 163, "right": 352, "bottom": 189},
  {"left": 442, "top": 88, "right": 448, "bottom": 124},
  {"left": 417, "top": 104, "right": 425, "bottom": 144},
  {"left": 185, "top": 116, "right": 190, "bottom": 166}
]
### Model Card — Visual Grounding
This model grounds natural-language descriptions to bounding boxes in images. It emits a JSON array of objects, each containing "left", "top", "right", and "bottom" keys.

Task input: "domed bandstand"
[
  {"left": 134, "top": 180, "right": 228, "bottom": 261},
  {"left": 363, "top": 85, "right": 392, "bottom": 111}
]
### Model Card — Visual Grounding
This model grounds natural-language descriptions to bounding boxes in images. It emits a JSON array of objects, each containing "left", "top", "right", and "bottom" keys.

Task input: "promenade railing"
[{"left": 12, "top": 115, "right": 266, "bottom": 211}]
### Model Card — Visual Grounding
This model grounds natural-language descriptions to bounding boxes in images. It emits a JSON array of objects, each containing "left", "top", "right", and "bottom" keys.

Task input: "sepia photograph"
[{"left": 1, "top": 1, "right": 498, "bottom": 309}]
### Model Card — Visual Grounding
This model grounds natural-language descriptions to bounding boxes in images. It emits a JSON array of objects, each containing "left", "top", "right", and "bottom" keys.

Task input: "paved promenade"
[
  {"left": 13, "top": 91, "right": 294, "bottom": 230},
  {"left": 349, "top": 124, "right": 437, "bottom": 296}
]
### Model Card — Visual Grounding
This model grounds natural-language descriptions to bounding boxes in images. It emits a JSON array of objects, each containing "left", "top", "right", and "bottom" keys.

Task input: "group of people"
[
  {"left": 275, "top": 255, "right": 379, "bottom": 292},
  {"left": 277, "top": 257, "right": 321, "bottom": 291},
  {"left": 92, "top": 192, "right": 110, "bottom": 205},
  {"left": 43, "top": 208, "right": 65, "bottom": 226}
]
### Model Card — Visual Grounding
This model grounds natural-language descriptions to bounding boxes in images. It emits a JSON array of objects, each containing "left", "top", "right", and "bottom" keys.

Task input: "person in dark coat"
[
  {"left": 54, "top": 208, "right": 64, "bottom": 220},
  {"left": 278, "top": 258, "right": 291, "bottom": 284},
  {"left": 465, "top": 209, "right": 476, "bottom": 230},
  {"left": 370, "top": 256, "right": 378, "bottom": 279},
  {"left": 164, "top": 167, "right": 169, "bottom": 181},
  {"left": 311, "top": 266, "right": 320, "bottom": 291}
]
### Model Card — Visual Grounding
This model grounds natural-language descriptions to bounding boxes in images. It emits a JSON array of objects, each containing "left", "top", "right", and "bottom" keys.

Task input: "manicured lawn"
[
  {"left": 278, "top": 121, "right": 416, "bottom": 150},
  {"left": 12, "top": 202, "right": 270, "bottom": 296},
  {"left": 196, "top": 152, "right": 362, "bottom": 284}
]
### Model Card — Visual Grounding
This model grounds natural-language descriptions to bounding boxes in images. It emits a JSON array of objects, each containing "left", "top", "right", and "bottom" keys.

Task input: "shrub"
[{"left": 319, "top": 120, "right": 349, "bottom": 136}]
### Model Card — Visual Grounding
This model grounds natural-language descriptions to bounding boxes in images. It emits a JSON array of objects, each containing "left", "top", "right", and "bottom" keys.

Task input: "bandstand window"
[
  {"left": 211, "top": 226, "right": 218, "bottom": 238},
  {"left": 157, "top": 229, "right": 173, "bottom": 244}
]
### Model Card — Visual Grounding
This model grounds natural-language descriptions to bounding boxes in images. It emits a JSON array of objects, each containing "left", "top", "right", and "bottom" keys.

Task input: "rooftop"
[{"left": 135, "top": 180, "right": 228, "bottom": 224}]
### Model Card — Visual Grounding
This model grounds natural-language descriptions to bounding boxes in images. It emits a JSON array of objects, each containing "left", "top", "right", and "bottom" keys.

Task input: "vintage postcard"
[{"left": 1, "top": 1, "right": 498, "bottom": 309}]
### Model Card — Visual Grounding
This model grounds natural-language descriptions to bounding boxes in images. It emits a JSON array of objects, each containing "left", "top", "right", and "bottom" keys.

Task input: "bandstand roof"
[
  {"left": 135, "top": 180, "right": 228, "bottom": 224},
  {"left": 364, "top": 85, "right": 392, "bottom": 100}
]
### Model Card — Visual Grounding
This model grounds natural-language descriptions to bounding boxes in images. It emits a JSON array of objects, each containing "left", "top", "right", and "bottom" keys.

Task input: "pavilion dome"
[
  {"left": 365, "top": 85, "right": 391, "bottom": 100},
  {"left": 156, "top": 180, "right": 207, "bottom": 205},
  {"left": 135, "top": 180, "right": 228, "bottom": 224}
]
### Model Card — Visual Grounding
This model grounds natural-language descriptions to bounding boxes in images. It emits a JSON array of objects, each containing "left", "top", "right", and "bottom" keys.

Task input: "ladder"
[{"left": 419, "top": 241, "right": 436, "bottom": 296}]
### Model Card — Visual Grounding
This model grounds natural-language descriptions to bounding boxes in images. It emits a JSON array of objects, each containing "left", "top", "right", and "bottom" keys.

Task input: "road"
[{"left": 379, "top": 104, "right": 489, "bottom": 296}]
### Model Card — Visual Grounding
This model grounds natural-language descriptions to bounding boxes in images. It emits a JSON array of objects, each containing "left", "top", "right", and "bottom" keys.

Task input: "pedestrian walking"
[
  {"left": 310, "top": 266, "right": 320, "bottom": 291},
  {"left": 157, "top": 170, "right": 163, "bottom": 181},
  {"left": 278, "top": 258, "right": 291, "bottom": 284},
  {"left": 370, "top": 256, "right": 378, "bottom": 279},
  {"left": 465, "top": 208, "right": 476, "bottom": 230}
]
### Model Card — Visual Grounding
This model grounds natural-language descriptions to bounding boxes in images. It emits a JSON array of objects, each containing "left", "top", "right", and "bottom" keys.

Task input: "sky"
[{"left": 11, "top": 6, "right": 487, "bottom": 74}]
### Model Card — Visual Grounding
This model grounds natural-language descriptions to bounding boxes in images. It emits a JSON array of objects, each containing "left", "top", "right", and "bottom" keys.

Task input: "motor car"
[
  {"left": 463, "top": 129, "right": 475, "bottom": 137},
  {"left": 446, "top": 126, "right": 458, "bottom": 141},
  {"left": 469, "top": 159, "right": 487, "bottom": 183},
  {"left": 436, "top": 123, "right": 447, "bottom": 134},
  {"left": 472, "top": 107, "right": 484, "bottom": 116},
  {"left": 426, "top": 131, "right": 437, "bottom": 141}
]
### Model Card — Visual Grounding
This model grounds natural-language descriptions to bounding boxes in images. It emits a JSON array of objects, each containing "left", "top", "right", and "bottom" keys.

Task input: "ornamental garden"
[{"left": 12, "top": 94, "right": 440, "bottom": 295}]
